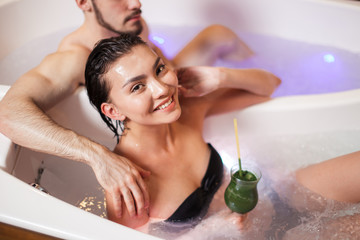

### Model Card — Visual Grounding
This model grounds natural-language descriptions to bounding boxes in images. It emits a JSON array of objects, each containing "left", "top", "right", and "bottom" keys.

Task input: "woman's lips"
[{"left": 154, "top": 96, "right": 174, "bottom": 111}]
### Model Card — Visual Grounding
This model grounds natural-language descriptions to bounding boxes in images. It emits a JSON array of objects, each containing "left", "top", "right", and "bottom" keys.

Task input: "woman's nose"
[{"left": 149, "top": 79, "right": 168, "bottom": 99}]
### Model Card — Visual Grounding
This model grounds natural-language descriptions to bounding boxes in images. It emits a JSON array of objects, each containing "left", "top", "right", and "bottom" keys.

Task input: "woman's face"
[{"left": 102, "top": 45, "right": 181, "bottom": 126}]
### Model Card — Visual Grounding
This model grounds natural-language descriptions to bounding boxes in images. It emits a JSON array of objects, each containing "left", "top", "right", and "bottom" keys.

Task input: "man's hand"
[
  {"left": 91, "top": 149, "right": 151, "bottom": 218},
  {"left": 177, "top": 66, "right": 222, "bottom": 97}
]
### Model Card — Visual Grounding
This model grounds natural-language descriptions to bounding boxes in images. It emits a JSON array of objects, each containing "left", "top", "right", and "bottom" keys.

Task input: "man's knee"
[
  {"left": 200, "top": 24, "right": 238, "bottom": 47},
  {"left": 204, "top": 24, "right": 233, "bottom": 33}
]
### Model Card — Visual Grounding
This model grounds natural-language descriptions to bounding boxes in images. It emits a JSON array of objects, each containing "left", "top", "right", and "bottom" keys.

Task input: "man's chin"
[
  {"left": 119, "top": 26, "right": 142, "bottom": 36},
  {"left": 132, "top": 22, "right": 143, "bottom": 36}
]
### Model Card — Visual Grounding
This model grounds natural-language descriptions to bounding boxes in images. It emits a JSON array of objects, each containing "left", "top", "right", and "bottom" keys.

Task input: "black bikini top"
[{"left": 165, "top": 143, "right": 224, "bottom": 223}]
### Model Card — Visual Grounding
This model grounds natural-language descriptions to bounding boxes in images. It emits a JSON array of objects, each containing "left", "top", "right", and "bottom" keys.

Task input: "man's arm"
[{"left": 0, "top": 48, "right": 150, "bottom": 218}]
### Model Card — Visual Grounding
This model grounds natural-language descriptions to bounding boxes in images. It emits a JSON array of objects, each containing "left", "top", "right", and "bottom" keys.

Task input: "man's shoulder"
[
  {"left": 40, "top": 40, "right": 91, "bottom": 72},
  {"left": 57, "top": 45, "right": 90, "bottom": 61},
  {"left": 34, "top": 42, "right": 91, "bottom": 86},
  {"left": 56, "top": 30, "right": 92, "bottom": 57},
  {"left": 40, "top": 45, "right": 90, "bottom": 72}
]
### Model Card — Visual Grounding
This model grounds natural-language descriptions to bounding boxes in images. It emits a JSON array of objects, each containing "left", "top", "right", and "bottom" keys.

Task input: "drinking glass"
[{"left": 224, "top": 164, "right": 261, "bottom": 214}]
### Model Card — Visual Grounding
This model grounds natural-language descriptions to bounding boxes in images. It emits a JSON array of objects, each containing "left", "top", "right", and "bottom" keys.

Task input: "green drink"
[{"left": 224, "top": 165, "right": 261, "bottom": 214}]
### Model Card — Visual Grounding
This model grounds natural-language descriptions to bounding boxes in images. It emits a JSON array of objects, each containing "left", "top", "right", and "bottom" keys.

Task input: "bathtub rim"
[{"left": 0, "top": 169, "right": 161, "bottom": 240}]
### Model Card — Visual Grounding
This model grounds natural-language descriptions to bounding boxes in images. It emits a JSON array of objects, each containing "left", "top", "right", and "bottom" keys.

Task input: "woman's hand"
[
  {"left": 177, "top": 66, "right": 281, "bottom": 98},
  {"left": 91, "top": 147, "right": 151, "bottom": 218},
  {"left": 177, "top": 66, "right": 222, "bottom": 97}
]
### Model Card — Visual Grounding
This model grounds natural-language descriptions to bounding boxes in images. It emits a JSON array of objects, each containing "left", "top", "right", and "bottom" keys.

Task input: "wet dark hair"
[{"left": 85, "top": 33, "right": 147, "bottom": 143}]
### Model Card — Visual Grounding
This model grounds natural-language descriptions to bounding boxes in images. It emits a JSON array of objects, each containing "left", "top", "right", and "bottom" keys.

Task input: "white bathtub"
[{"left": 1, "top": 0, "right": 360, "bottom": 239}]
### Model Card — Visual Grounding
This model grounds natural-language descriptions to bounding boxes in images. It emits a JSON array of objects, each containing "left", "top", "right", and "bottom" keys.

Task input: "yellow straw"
[{"left": 233, "top": 118, "right": 242, "bottom": 172}]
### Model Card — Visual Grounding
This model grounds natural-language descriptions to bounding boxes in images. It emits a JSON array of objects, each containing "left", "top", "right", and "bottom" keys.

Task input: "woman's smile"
[{"left": 154, "top": 95, "right": 175, "bottom": 112}]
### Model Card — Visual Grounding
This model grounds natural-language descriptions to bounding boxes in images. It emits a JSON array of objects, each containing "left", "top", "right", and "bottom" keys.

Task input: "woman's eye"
[
  {"left": 156, "top": 64, "right": 166, "bottom": 75},
  {"left": 131, "top": 83, "right": 144, "bottom": 93}
]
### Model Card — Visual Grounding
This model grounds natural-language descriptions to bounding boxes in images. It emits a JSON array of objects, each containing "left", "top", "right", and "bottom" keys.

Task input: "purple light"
[
  {"left": 323, "top": 54, "right": 335, "bottom": 63},
  {"left": 152, "top": 35, "right": 165, "bottom": 45}
]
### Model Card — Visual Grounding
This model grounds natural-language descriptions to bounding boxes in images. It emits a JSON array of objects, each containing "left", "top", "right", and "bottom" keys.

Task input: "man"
[{"left": 0, "top": 0, "right": 252, "bottom": 219}]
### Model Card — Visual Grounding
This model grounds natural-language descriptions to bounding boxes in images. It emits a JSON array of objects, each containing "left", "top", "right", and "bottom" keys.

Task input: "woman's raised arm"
[{"left": 177, "top": 66, "right": 281, "bottom": 98}]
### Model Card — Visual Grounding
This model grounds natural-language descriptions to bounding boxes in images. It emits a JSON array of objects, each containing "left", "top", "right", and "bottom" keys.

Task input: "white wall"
[{"left": 0, "top": 0, "right": 82, "bottom": 60}]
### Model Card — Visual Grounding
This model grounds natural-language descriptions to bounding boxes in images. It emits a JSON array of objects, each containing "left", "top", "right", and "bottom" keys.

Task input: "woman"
[{"left": 85, "top": 34, "right": 281, "bottom": 230}]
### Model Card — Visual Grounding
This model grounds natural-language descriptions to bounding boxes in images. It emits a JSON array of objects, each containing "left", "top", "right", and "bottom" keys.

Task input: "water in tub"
[{"left": 1, "top": 25, "right": 360, "bottom": 239}]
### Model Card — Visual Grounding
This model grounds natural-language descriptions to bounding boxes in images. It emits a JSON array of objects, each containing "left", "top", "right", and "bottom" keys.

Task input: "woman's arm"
[
  {"left": 106, "top": 190, "right": 150, "bottom": 229},
  {"left": 217, "top": 68, "right": 281, "bottom": 96},
  {"left": 177, "top": 67, "right": 281, "bottom": 97},
  {"left": 178, "top": 66, "right": 281, "bottom": 117},
  {"left": 178, "top": 67, "right": 280, "bottom": 98}
]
